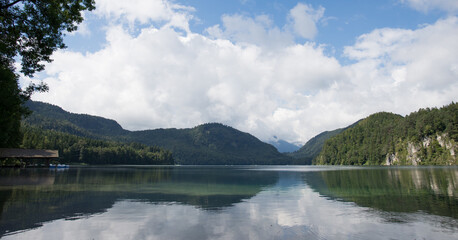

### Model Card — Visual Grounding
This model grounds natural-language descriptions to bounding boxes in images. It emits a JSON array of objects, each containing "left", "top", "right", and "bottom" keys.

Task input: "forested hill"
[
  {"left": 129, "top": 123, "right": 289, "bottom": 165},
  {"left": 23, "top": 101, "right": 290, "bottom": 165},
  {"left": 315, "top": 103, "right": 458, "bottom": 165},
  {"left": 24, "top": 101, "right": 127, "bottom": 138}
]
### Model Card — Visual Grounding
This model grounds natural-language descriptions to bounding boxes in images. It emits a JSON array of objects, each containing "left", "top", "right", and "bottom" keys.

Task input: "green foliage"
[
  {"left": 315, "top": 103, "right": 458, "bottom": 165},
  {"left": 0, "top": 65, "right": 49, "bottom": 147},
  {"left": 23, "top": 101, "right": 126, "bottom": 138},
  {"left": 1, "top": 0, "right": 95, "bottom": 76},
  {"left": 21, "top": 125, "right": 174, "bottom": 165},
  {"left": 0, "top": 0, "right": 94, "bottom": 147},
  {"left": 402, "top": 103, "right": 458, "bottom": 142},
  {"left": 0, "top": 65, "right": 23, "bottom": 147}
]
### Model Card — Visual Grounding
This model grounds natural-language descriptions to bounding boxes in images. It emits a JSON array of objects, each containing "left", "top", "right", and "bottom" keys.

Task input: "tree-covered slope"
[
  {"left": 18, "top": 102, "right": 174, "bottom": 165},
  {"left": 288, "top": 121, "right": 360, "bottom": 165},
  {"left": 23, "top": 101, "right": 290, "bottom": 165},
  {"left": 130, "top": 123, "right": 290, "bottom": 165},
  {"left": 288, "top": 128, "right": 346, "bottom": 165},
  {"left": 24, "top": 101, "right": 127, "bottom": 138},
  {"left": 315, "top": 103, "right": 458, "bottom": 165},
  {"left": 20, "top": 125, "right": 173, "bottom": 165}
]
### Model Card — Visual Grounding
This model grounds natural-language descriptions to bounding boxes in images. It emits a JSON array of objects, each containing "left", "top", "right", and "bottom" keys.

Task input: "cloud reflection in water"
[{"left": 3, "top": 169, "right": 457, "bottom": 240}]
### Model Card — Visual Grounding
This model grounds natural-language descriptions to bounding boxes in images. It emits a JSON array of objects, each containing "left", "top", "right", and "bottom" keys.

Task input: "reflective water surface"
[{"left": 0, "top": 166, "right": 457, "bottom": 239}]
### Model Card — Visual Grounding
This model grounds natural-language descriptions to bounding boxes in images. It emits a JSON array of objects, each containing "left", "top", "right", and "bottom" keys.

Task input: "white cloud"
[
  {"left": 287, "top": 3, "right": 325, "bottom": 39},
  {"left": 344, "top": 17, "right": 458, "bottom": 112},
  {"left": 400, "top": 0, "right": 458, "bottom": 13},
  {"left": 205, "top": 3, "right": 325, "bottom": 49},
  {"left": 95, "top": 0, "right": 194, "bottom": 32},
  {"left": 205, "top": 14, "right": 294, "bottom": 49},
  {"left": 31, "top": 2, "right": 458, "bottom": 145}
]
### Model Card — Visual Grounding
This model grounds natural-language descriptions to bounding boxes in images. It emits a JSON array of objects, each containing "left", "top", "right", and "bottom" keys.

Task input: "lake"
[{"left": 0, "top": 166, "right": 457, "bottom": 240}]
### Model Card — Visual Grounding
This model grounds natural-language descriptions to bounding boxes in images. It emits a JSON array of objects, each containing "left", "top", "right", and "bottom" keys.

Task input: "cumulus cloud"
[
  {"left": 400, "top": 0, "right": 458, "bottom": 13},
  {"left": 95, "top": 0, "right": 194, "bottom": 32},
  {"left": 205, "top": 14, "right": 294, "bottom": 49},
  {"left": 343, "top": 17, "right": 458, "bottom": 112},
  {"left": 287, "top": 3, "right": 325, "bottom": 39},
  {"left": 30, "top": 2, "right": 458, "bottom": 144},
  {"left": 205, "top": 3, "right": 325, "bottom": 48}
]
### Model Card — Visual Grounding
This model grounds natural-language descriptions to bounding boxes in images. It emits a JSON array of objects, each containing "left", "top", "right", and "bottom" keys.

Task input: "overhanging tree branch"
[{"left": 0, "top": 0, "right": 24, "bottom": 10}]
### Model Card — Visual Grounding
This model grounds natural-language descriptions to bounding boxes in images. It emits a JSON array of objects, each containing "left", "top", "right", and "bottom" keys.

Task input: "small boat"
[{"left": 49, "top": 164, "right": 69, "bottom": 168}]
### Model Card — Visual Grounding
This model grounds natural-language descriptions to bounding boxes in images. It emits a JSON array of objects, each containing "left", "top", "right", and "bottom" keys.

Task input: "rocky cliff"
[{"left": 385, "top": 133, "right": 457, "bottom": 165}]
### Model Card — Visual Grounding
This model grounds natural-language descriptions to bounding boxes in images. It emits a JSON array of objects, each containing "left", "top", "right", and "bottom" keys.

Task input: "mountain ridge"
[{"left": 23, "top": 101, "right": 291, "bottom": 165}]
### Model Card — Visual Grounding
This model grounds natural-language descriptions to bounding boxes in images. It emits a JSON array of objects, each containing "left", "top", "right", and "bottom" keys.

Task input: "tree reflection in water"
[{"left": 0, "top": 166, "right": 457, "bottom": 240}]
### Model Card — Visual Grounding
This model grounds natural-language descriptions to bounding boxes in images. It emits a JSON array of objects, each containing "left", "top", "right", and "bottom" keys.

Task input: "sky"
[{"left": 23, "top": 0, "right": 458, "bottom": 145}]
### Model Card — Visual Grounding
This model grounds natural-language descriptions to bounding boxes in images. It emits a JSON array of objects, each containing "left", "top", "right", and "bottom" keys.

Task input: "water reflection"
[
  {"left": 0, "top": 166, "right": 457, "bottom": 240},
  {"left": 0, "top": 169, "right": 55, "bottom": 186},
  {"left": 0, "top": 166, "right": 277, "bottom": 237},
  {"left": 303, "top": 167, "right": 458, "bottom": 219}
]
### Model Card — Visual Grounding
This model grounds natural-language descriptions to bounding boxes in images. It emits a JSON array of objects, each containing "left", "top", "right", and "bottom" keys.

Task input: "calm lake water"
[{"left": 0, "top": 166, "right": 457, "bottom": 240}]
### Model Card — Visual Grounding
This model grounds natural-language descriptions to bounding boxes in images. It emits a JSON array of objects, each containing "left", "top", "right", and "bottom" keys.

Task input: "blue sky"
[
  {"left": 64, "top": 0, "right": 444, "bottom": 57},
  {"left": 28, "top": 0, "right": 458, "bottom": 144}
]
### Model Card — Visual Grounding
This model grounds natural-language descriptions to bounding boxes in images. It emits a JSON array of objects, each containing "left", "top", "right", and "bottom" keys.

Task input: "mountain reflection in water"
[
  {"left": 0, "top": 166, "right": 277, "bottom": 237},
  {"left": 0, "top": 166, "right": 457, "bottom": 240}
]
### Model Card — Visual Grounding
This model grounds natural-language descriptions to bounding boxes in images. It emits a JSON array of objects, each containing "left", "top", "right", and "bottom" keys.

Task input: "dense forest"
[
  {"left": 23, "top": 101, "right": 128, "bottom": 139},
  {"left": 315, "top": 102, "right": 457, "bottom": 165},
  {"left": 20, "top": 125, "right": 174, "bottom": 165},
  {"left": 21, "top": 101, "right": 290, "bottom": 165}
]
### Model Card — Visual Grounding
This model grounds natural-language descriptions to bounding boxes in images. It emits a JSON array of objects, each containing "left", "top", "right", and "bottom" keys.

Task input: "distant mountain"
[
  {"left": 288, "top": 128, "right": 346, "bottom": 164},
  {"left": 288, "top": 121, "right": 359, "bottom": 165},
  {"left": 23, "top": 101, "right": 291, "bottom": 165},
  {"left": 315, "top": 103, "right": 458, "bottom": 165},
  {"left": 268, "top": 137, "right": 300, "bottom": 153}
]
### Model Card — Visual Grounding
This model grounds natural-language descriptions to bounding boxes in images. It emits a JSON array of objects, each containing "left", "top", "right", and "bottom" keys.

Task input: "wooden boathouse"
[{"left": 0, "top": 148, "right": 59, "bottom": 166}]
